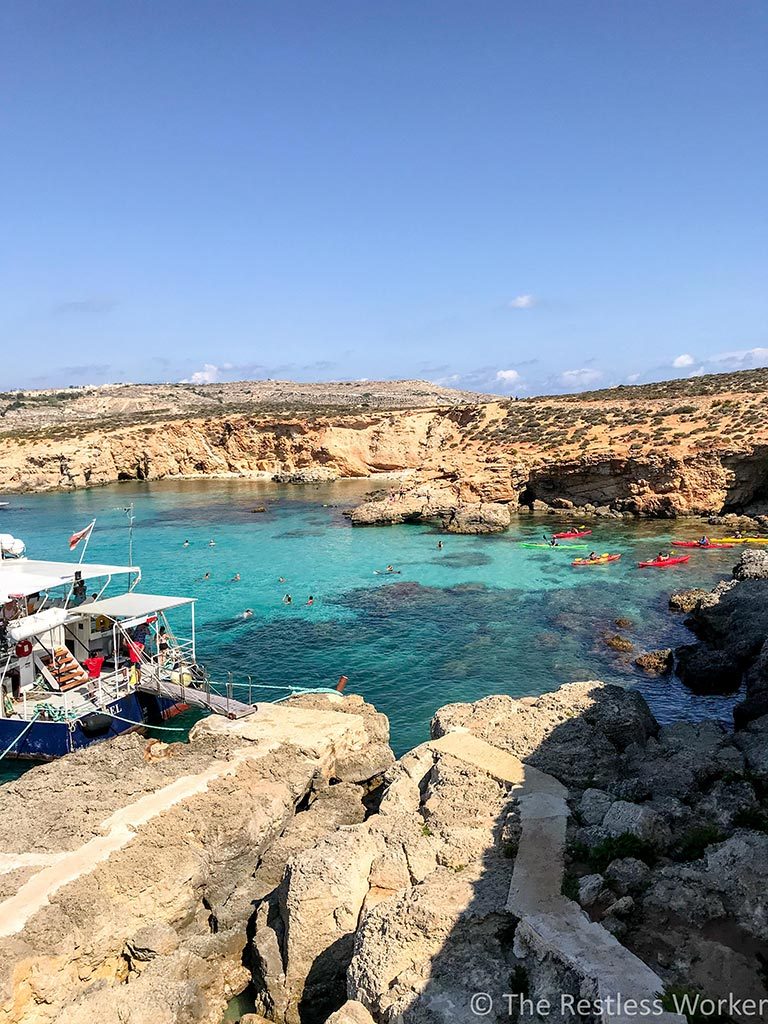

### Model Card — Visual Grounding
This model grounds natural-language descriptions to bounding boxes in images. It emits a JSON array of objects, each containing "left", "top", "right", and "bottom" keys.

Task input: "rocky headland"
[
  {"left": 1, "top": 673, "right": 767, "bottom": 1024},
  {"left": 3, "top": 369, "right": 768, "bottom": 534}
]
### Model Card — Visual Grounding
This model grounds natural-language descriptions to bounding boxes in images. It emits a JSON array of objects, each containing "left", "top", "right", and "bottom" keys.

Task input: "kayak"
[
  {"left": 671, "top": 541, "right": 734, "bottom": 549},
  {"left": 553, "top": 529, "right": 592, "bottom": 539},
  {"left": 716, "top": 537, "right": 768, "bottom": 544},
  {"left": 637, "top": 555, "right": 690, "bottom": 568},
  {"left": 572, "top": 554, "right": 621, "bottom": 566},
  {"left": 520, "top": 542, "right": 589, "bottom": 549}
]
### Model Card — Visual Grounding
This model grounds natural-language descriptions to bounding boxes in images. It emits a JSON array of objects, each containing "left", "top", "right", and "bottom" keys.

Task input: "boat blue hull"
[{"left": 0, "top": 692, "right": 188, "bottom": 761}]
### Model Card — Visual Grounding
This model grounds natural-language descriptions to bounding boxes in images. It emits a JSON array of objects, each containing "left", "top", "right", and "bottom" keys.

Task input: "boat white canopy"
[
  {"left": 70, "top": 592, "right": 195, "bottom": 620},
  {"left": 0, "top": 570, "right": 68, "bottom": 604}
]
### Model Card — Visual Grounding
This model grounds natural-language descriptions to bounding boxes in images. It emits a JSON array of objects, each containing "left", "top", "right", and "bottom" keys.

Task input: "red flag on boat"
[{"left": 69, "top": 520, "right": 95, "bottom": 551}]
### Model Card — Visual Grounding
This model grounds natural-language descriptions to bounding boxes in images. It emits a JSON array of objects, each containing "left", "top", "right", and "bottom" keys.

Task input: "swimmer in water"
[
  {"left": 231, "top": 573, "right": 241, "bottom": 582},
  {"left": 283, "top": 594, "right": 292, "bottom": 605},
  {"left": 183, "top": 539, "right": 189, "bottom": 547},
  {"left": 243, "top": 609, "right": 253, "bottom": 619},
  {"left": 386, "top": 565, "right": 395, "bottom": 573},
  {"left": 278, "top": 576, "right": 286, "bottom": 583},
  {"left": 307, "top": 595, "right": 314, "bottom": 606},
  {"left": 203, "top": 572, "right": 210, "bottom": 581},
  {"left": 209, "top": 539, "right": 216, "bottom": 547},
  {"left": 437, "top": 540, "right": 443, "bottom": 549}
]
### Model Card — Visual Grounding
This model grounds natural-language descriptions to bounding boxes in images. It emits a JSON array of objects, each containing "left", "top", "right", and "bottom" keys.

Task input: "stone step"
[{"left": 427, "top": 728, "right": 685, "bottom": 1024}]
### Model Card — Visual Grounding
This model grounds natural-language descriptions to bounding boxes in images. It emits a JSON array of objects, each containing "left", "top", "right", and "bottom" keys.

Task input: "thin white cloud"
[
  {"left": 558, "top": 368, "right": 603, "bottom": 389},
  {"left": 708, "top": 347, "right": 768, "bottom": 368},
  {"left": 508, "top": 294, "right": 537, "bottom": 310},
  {"left": 672, "top": 353, "right": 695, "bottom": 368},
  {"left": 625, "top": 372, "right": 641, "bottom": 383}
]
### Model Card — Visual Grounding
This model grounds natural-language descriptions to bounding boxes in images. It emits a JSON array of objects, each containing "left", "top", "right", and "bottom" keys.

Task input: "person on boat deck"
[
  {"left": 72, "top": 572, "right": 87, "bottom": 605},
  {"left": 83, "top": 651, "right": 105, "bottom": 679},
  {"left": 156, "top": 627, "right": 169, "bottom": 666},
  {"left": 127, "top": 638, "right": 144, "bottom": 684}
]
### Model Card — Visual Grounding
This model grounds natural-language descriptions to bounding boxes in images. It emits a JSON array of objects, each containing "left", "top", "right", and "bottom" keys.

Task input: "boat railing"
[{"left": 206, "top": 673, "right": 342, "bottom": 712}]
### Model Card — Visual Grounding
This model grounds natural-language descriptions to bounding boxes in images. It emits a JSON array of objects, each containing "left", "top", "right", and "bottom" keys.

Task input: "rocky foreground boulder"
[
  {"left": 1, "top": 682, "right": 767, "bottom": 1024},
  {"left": 673, "top": 549, "right": 768, "bottom": 724}
]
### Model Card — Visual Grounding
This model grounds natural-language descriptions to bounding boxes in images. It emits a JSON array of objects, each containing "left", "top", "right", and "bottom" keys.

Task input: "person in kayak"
[
  {"left": 588, "top": 551, "right": 598, "bottom": 560},
  {"left": 699, "top": 535, "right": 710, "bottom": 546},
  {"left": 545, "top": 536, "right": 559, "bottom": 547}
]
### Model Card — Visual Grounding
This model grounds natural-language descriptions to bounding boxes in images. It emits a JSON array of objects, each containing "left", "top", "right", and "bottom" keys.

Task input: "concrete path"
[
  {"left": 0, "top": 702, "right": 370, "bottom": 941},
  {"left": 428, "top": 729, "right": 684, "bottom": 1024}
]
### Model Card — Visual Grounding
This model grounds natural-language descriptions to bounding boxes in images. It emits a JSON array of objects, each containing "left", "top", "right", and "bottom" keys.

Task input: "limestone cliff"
[{"left": 2, "top": 369, "right": 768, "bottom": 522}]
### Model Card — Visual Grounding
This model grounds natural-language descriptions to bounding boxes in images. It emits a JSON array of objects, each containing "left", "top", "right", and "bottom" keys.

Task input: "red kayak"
[
  {"left": 671, "top": 541, "right": 734, "bottom": 549},
  {"left": 553, "top": 529, "right": 592, "bottom": 539},
  {"left": 637, "top": 555, "right": 691, "bottom": 568}
]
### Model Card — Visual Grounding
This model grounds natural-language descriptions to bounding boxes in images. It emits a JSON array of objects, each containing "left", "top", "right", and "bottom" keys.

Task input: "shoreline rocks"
[
  {"left": 1, "top": 680, "right": 767, "bottom": 1023},
  {"left": 672, "top": 550, "right": 768, "bottom": 724}
]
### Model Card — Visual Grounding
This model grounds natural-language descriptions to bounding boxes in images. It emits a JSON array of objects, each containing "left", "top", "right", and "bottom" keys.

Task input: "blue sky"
[{"left": 2, "top": 1, "right": 766, "bottom": 395}]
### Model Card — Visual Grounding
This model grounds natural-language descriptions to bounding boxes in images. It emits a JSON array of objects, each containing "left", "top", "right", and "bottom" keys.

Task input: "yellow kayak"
[{"left": 716, "top": 537, "right": 768, "bottom": 544}]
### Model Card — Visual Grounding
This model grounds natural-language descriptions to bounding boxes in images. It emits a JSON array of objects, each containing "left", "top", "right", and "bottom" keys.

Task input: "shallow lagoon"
[{"left": 0, "top": 478, "right": 739, "bottom": 779}]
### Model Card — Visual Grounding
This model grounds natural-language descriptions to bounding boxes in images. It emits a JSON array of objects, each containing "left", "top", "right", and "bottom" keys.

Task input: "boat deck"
[{"left": 137, "top": 679, "right": 256, "bottom": 719}]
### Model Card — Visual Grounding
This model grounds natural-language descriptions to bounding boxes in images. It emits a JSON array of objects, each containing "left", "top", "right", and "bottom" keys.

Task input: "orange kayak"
[{"left": 572, "top": 554, "right": 621, "bottom": 566}]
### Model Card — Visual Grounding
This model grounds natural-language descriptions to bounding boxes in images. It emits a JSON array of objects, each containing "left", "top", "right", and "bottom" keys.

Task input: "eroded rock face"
[
  {"left": 443, "top": 501, "right": 511, "bottom": 534},
  {"left": 0, "top": 695, "right": 391, "bottom": 1024},
  {"left": 673, "top": 552, "right": 768, "bottom": 724},
  {"left": 432, "top": 681, "right": 658, "bottom": 789}
]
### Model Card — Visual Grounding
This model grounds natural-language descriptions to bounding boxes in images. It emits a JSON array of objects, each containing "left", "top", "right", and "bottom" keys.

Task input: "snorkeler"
[
  {"left": 231, "top": 573, "right": 241, "bottom": 582},
  {"left": 283, "top": 594, "right": 292, "bottom": 605},
  {"left": 278, "top": 576, "right": 287, "bottom": 583},
  {"left": 202, "top": 572, "right": 210, "bottom": 581}
]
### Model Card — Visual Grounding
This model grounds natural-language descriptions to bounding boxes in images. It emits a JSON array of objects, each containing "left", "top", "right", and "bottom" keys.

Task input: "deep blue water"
[{"left": 0, "top": 479, "right": 740, "bottom": 780}]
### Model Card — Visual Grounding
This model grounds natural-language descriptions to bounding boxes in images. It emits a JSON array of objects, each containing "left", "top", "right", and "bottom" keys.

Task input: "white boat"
[{"left": 0, "top": 556, "right": 207, "bottom": 760}]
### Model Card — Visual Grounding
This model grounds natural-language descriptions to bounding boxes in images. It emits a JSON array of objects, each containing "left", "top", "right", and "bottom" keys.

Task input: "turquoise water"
[{"left": 0, "top": 479, "right": 740, "bottom": 781}]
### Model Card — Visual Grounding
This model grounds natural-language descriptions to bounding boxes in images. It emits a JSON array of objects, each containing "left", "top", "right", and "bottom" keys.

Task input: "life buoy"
[{"left": 15, "top": 639, "right": 33, "bottom": 658}]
